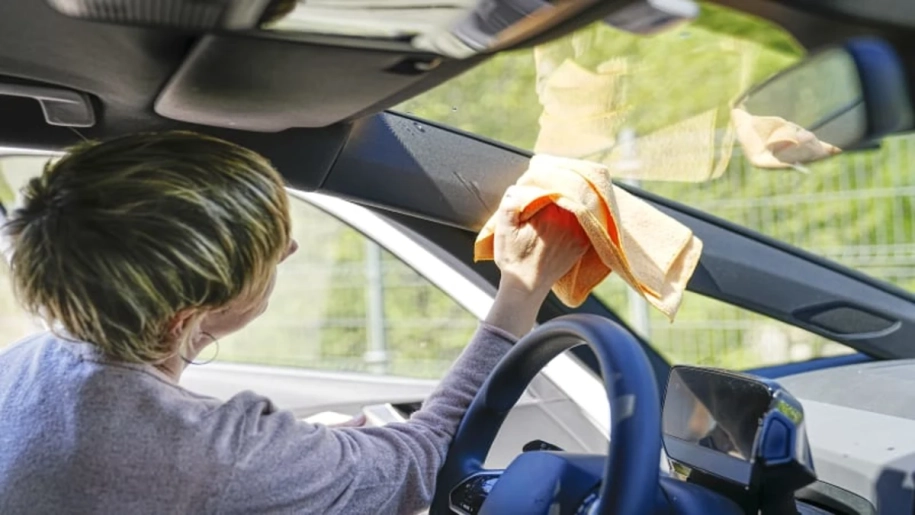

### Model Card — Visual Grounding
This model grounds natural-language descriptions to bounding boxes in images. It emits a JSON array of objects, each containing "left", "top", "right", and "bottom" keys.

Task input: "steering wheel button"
[{"left": 449, "top": 473, "right": 501, "bottom": 514}]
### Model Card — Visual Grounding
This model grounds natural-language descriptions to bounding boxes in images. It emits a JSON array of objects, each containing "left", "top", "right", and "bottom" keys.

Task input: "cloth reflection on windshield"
[
  {"left": 730, "top": 107, "right": 841, "bottom": 169},
  {"left": 531, "top": 20, "right": 799, "bottom": 183}
]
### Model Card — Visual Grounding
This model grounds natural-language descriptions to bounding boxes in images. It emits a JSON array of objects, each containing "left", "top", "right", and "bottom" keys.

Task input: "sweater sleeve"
[{"left": 215, "top": 323, "right": 515, "bottom": 515}]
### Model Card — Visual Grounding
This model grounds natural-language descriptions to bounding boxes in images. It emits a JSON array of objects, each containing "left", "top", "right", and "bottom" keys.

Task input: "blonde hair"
[{"left": 2, "top": 131, "right": 291, "bottom": 363}]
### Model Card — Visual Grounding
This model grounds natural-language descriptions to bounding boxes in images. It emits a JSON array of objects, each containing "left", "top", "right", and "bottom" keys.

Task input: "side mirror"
[
  {"left": 732, "top": 38, "right": 913, "bottom": 169},
  {"left": 662, "top": 366, "right": 816, "bottom": 514}
]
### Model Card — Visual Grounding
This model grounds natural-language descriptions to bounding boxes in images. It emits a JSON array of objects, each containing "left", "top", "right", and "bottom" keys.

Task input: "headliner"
[{"left": 0, "top": 0, "right": 913, "bottom": 189}]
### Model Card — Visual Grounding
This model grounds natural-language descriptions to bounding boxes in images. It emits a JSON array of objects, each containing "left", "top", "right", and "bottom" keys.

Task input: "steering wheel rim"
[{"left": 430, "top": 314, "right": 661, "bottom": 515}]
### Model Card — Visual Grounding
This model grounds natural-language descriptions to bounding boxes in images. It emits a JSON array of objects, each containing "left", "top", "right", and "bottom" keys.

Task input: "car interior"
[{"left": 4, "top": 0, "right": 915, "bottom": 514}]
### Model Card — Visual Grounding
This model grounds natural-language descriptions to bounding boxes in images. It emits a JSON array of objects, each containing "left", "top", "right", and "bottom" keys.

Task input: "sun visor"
[{"left": 153, "top": 35, "right": 473, "bottom": 131}]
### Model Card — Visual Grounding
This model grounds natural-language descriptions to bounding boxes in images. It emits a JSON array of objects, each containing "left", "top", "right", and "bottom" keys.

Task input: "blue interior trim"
[{"left": 745, "top": 353, "right": 871, "bottom": 379}]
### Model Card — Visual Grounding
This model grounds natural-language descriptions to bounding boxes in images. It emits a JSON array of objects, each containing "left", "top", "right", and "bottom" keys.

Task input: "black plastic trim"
[
  {"left": 746, "top": 353, "right": 871, "bottom": 379},
  {"left": 154, "top": 34, "right": 447, "bottom": 131},
  {"left": 764, "top": 0, "right": 915, "bottom": 32},
  {"left": 796, "top": 480, "right": 877, "bottom": 515}
]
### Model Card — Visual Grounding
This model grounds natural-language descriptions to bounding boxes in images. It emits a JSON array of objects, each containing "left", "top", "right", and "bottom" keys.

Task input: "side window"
[
  {"left": 0, "top": 157, "right": 46, "bottom": 348},
  {"left": 215, "top": 197, "right": 480, "bottom": 379},
  {"left": 0, "top": 255, "right": 38, "bottom": 346},
  {"left": 594, "top": 280, "right": 852, "bottom": 369},
  {"left": 0, "top": 157, "right": 481, "bottom": 379}
]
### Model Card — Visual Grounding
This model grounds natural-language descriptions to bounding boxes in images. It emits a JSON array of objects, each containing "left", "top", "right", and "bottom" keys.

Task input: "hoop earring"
[{"left": 180, "top": 331, "right": 220, "bottom": 366}]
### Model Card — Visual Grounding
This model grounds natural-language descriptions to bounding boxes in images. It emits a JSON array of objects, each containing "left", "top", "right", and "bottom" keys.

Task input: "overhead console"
[{"left": 42, "top": 0, "right": 699, "bottom": 131}]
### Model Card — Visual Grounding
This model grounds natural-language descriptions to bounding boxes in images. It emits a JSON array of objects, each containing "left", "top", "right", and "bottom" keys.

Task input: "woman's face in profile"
[{"left": 200, "top": 239, "right": 299, "bottom": 339}]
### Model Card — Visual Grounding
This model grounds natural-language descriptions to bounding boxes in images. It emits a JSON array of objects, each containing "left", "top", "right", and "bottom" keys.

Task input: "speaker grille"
[{"left": 798, "top": 305, "right": 897, "bottom": 335}]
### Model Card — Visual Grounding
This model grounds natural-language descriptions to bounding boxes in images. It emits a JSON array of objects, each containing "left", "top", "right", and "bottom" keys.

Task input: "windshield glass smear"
[{"left": 398, "top": 3, "right": 915, "bottom": 368}]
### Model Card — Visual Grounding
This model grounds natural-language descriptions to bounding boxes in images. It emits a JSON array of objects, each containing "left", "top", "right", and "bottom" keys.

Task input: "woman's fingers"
[
  {"left": 492, "top": 186, "right": 592, "bottom": 297},
  {"left": 496, "top": 186, "right": 522, "bottom": 229}
]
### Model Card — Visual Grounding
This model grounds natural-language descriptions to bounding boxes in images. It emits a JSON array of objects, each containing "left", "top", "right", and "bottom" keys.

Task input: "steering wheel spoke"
[{"left": 448, "top": 470, "right": 503, "bottom": 515}]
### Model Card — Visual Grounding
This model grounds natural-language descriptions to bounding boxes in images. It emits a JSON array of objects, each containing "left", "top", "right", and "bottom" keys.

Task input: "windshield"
[{"left": 398, "top": 3, "right": 915, "bottom": 367}]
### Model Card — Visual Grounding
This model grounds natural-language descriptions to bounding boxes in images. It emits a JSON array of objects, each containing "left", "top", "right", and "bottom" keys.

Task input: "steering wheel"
[{"left": 430, "top": 314, "right": 662, "bottom": 515}]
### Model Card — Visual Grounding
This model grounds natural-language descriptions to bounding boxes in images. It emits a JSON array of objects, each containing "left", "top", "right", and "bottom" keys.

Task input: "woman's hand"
[
  {"left": 493, "top": 187, "right": 589, "bottom": 296},
  {"left": 485, "top": 187, "right": 589, "bottom": 338}
]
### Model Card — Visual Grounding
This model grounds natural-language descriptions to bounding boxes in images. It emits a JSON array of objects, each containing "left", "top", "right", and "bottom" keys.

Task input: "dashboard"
[
  {"left": 779, "top": 359, "right": 915, "bottom": 515},
  {"left": 652, "top": 360, "right": 912, "bottom": 515},
  {"left": 441, "top": 360, "right": 904, "bottom": 515},
  {"left": 277, "top": 357, "right": 909, "bottom": 515}
]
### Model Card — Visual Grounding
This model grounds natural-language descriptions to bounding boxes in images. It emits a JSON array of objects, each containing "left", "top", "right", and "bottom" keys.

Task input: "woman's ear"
[{"left": 164, "top": 308, "right": 202, "bottom": 342}]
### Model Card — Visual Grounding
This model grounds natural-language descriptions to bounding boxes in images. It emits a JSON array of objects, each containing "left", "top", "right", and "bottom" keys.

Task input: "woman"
[{"left": 0, "top": 131, "right": 588, "bottom": 514}]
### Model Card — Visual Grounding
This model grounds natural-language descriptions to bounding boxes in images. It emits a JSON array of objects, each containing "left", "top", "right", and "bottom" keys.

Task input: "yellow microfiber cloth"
[{"left": 474, "top": 155, "right": 703, "bottom": 320}]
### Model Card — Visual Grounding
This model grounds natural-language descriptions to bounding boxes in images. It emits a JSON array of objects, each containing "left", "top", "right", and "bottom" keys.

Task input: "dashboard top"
[{"left": 780, "top": 359, "right": 915, "bottom": 513}]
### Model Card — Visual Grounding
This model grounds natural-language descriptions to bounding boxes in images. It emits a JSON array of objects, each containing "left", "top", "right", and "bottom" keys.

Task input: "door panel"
[{"left": 180, "top": 363, "right": 437, "bottom": 415}]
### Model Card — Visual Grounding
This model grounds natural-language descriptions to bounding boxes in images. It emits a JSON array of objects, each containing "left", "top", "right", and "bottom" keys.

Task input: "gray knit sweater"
[{"left": 0, "top": 324, "right": 514, "bottom": 514}]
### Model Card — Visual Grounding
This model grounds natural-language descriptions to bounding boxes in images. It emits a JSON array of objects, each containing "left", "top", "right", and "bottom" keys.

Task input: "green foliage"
[{"left": 214, "top": 200, "right": 477, "bottom": 378}]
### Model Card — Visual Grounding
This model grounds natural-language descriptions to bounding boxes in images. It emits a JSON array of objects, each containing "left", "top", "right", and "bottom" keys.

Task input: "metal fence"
[
  {"left": 214, "top": 200, "right": 480, "bottom": 379},
  {"left": 594, "top": 134, "right": 915, "bottom": 368}
]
